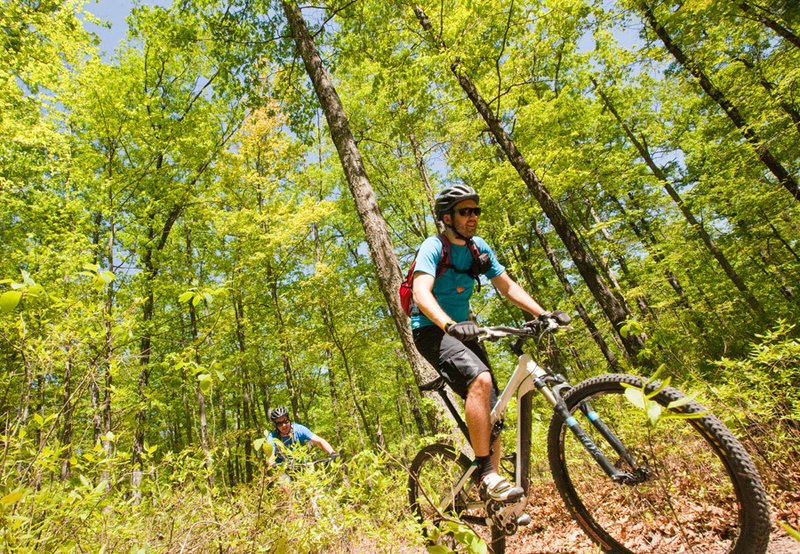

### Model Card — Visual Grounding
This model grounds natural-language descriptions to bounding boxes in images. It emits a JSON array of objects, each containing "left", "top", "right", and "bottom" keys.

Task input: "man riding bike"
[
  {"left": 266, "top": 406, "right": 337, "bottom": 468},
  {"left": 410, "top": 184, "right": 553, "bottom": 504}
]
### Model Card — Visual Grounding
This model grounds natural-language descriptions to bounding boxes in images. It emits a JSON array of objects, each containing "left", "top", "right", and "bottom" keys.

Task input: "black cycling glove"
[
  {"left": 525, "top": 310, "right": 571, "bottom": 327},
  {"left": 550, "top": 310, "right": 571, "bottom": 325},
  {"left": 445, "top": 321, "right": 481, "bottom": 342}
]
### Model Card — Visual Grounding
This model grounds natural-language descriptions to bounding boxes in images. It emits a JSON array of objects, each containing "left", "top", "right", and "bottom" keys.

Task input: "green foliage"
[
  {"left": 713, "top": 321, "right": 800, "bottom": 448},
  {"left": 0, "top": 441, "right": 423, "bottom": 552},
  {"left": 426, "top": 521, "right": 487, "bottom": 554},
  {"left": 1, "top": 0, "right": 799, "bottom": 548},
  {"left": 622, "top": 368, "right": 707, "bottom": 427}
]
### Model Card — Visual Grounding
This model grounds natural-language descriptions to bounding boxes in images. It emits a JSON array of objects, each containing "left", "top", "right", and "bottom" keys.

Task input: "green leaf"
[
  {"left": 0, "top": 290, "right": 22, "bottom": 312},
  {"left": 624, "top": 388, "right": 646, "bottom": 410},
  {"left": 647, "top": 401, "right": 662, "bottom": 426},
  {"left": 198, "top": 374, "right": 212, "bottom": 394},
  {"left": 178, "top": 291, "right": 194, "bottom": 303},
  {"left": 666, "top": 395, "right": 695, "bottom": 410},
  {"left": 0, "top": 490, "right": 24, "bottom": 504},
  {"left": 780, "top": 522, "right": 800, "bottom": 541}
]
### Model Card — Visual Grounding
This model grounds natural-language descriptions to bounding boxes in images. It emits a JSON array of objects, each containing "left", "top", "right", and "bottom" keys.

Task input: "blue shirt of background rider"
[
  {"left": 410, "top": 235, "right": 505, "bottom": 330},
  {"left": 267, "top": 422, "right": 315, "bottom": 464}
]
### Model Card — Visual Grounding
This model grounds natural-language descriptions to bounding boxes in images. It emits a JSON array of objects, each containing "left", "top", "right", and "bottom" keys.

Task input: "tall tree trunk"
[
  {"left": 449, "top": 69, "right": 644, "bottom": 360},
  {"left": 281, "top": 0, "right": 450, "bottom": 431},
  {"left": 131, "top": 202, "right": 183, "bottom": 499},
  {"left": 586, "top": 202, "right": 654, "bottom": 320},
  {"left": 738, "top": 1, "right": 800, "bottom": 49},
  {"left": 410, "top": 7, "right": 646, "bottom": 361},
  {"left": 530, "top": 220, "right": 622, "bottom": 370},
  {"left": 60, "top": 355, "right": 73, "bottom": 480},
  {"left": 323, "top": 306, "right": 375, "bottom": 442},
  {"left": 640, "top": 1, "right": 800, "bottom": 202},
  {"left": 409, "top": 131, "right": 442, "bottom": 234},
  {"left": 219, "top": 388, "right": 235, "bottom": 487},
  {"left": 609, "top": 193, "right": 694, "bottom": 311},
  {"left": 233, "top": 293, "right": 254, "bottom": 483},
  {"left": 594, "top": 82, "right": 765, "bottom": 318},
  {"left": 185, "top": 227, "right": 213, "bottom": 483}
]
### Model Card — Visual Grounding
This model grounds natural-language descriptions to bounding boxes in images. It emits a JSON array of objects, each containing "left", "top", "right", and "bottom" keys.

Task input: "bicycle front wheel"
[{"left": 547, "top": 373, "right": 770, "bottom": 554}]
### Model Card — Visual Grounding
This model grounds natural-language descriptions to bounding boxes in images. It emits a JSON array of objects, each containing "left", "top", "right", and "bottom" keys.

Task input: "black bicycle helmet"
[
  {"left": 270, "top": 406, "right": 289, "bottom": 422},
  {"left": 435, "top": 184, "right": 479, "bottom": 220}
]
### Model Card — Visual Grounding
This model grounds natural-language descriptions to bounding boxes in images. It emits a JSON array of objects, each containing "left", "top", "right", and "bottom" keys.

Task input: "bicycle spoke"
[{"left": 548, "top": 374, "right": 770, "bottom": 554}]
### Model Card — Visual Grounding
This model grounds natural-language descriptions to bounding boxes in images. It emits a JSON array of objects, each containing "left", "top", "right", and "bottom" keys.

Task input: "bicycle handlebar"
[{"left": 478, "top": 313, "right": 569, "bottom": 342}]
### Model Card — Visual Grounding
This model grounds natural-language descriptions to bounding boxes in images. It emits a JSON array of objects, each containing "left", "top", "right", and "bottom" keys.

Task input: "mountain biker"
[
  {"left": 411, "top": 184, "right": 549, "bottom": 504},
  {"left": 266, "top": 406, "right": 337, "bottom": 468}
]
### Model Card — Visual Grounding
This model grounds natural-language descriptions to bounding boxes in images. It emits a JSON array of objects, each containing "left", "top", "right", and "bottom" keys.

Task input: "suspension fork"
[
  {"left": 524, "top": 358, "right": 635, "bottom": 484},
  {"left": 575, "top": 399, "right": 640, "bottom": 469}
]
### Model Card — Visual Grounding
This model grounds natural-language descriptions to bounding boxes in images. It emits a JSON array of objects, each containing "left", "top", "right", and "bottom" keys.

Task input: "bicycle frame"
[{"left": 420, "top": 331, "right": 642, "bottom": 518}]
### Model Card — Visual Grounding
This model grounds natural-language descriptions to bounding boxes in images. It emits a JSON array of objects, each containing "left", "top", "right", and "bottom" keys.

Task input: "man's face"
[
  {"left": 444, "top": 199, "right": 480, "bottom": 239},
  {"left": 275, "top": 416, "right": 291, "bottom": 437}
]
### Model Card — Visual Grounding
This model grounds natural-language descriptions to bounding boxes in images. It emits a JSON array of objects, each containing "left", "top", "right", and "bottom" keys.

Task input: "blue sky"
[{"left": 82, "top": 0, "right": 170, "bottom": 57}]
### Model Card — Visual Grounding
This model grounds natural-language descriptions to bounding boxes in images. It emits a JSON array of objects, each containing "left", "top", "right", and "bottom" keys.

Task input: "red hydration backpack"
[{"left": 399, "top": 233, "right": 481, "bottom": 316}]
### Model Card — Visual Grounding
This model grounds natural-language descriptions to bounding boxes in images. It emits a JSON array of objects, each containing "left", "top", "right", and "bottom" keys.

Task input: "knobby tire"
[{"left": 547, "top": 373, "right": 770, "bottom": 554}]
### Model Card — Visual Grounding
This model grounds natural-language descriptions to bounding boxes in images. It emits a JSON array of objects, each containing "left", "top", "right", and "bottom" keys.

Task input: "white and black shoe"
[{"left": 480, "top": 473, "right": 524, "bottom": 503}]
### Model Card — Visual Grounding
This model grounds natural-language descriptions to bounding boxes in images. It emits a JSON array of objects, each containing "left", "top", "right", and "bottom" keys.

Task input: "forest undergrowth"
[{"left": 2, "top": 326, "right": 800, "bottom": 553}]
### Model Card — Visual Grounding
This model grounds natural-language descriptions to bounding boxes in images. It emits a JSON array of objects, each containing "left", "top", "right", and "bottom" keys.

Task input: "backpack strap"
[
  {"left": 434, "top": 233, "right": 451, "bottom": 278},
  {"left": 435, "top": 234, "right": 484, "bottom": 291}
]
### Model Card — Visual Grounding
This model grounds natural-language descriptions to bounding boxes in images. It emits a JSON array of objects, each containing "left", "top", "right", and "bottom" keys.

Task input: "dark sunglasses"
[
  {"left": 275, "top": 418, "right": 290, "bottom": 426},
  {"left": 455, "top": 207, "right": 482, "bottom": 217}
]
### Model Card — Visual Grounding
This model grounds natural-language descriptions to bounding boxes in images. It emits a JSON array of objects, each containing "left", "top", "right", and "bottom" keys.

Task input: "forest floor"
[
  {"left": 387, "top": 472, "right": 800, "bottom": 554},
  {"left": 502, "top": 477, "right": 800, "bottom": 553}
]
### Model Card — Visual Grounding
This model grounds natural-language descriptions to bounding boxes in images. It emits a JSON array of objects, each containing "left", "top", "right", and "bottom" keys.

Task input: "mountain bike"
[
  {"left": 407, "top": 314, "right": 771, "bottom": 553},
  {"left": 269, "top": 453, "right": 343, "bottom": 527}
]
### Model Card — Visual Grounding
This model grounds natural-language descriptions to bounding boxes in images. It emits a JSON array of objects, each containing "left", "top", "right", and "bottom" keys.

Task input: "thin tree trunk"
[
  {"left": 641, "top": 1, "right": 800, "bottom": 202},
  {"left": 132, "top": 202, "right": 183, "bottom": 499},
  {"left": 738, "top": 1, "right": 800, "bottom": 49},
  {"left": 60, "top": 355, "right": 73, "bottom": 480},
  {"left": 594, "top": 82, "right": 765, "bottom": 318},
  {"left": 185, "top": 227, "right": 213, "bottom": 483},
  {"left": 233, "top": 293, "right": 254, "bottom": 483},
  {"left": 530, "top": 219, "right": 622, "bottom": 370},
  {"left": 409, "top": 132, "right": 442, "bottom": 234},
  {"left": 282, "top": 0, "right": 450, "bottom": 431},
  {"left": 586, "top": 202, "right": 653, "bottom": 320},
  {"left": 448, "top": 64, "right": 644, "bottom": 360},
  {"left": 609, "top": 193, "right": 693, "bottom": 311},
  {"left": 410, "top": 7, "right": 645, "bottom": 361}
]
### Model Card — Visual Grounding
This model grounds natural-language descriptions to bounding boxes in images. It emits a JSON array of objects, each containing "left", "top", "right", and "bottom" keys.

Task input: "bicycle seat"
[{"left": 418, "top": 376, "right": 447, "bottom": 392}]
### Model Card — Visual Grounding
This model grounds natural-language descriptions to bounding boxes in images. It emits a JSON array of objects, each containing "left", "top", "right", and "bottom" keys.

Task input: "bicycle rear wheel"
[
  {"left": 547, "top": 373, "right": 770, "bottom": 554},
  {"left": 408, "top": 443, "right": 506, "bottom": 551}
]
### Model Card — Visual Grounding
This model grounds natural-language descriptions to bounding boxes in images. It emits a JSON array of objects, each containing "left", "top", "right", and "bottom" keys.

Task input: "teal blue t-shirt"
[
  {"left": 410, "top": 235, "right": 505, "bottom": 329},
  {"left": 267, "top": 423, "right": 315, "bottom": 464}
]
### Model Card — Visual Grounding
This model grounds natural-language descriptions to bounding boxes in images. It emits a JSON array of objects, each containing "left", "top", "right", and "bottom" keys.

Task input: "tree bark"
[
  {"left": 738, "top": 1, "right": 800, "bottom": 49},
  {"left": 594, "top": 82, "right": 765, "bottom": 318},
  {"left": 131, "top": 201, "right": 183, "bottom": 498},
  {"left": 530, "top": 220, "right": 622, "bottom": 370},
  {"left": 281, "top": 0, "right": 450, "bottom": 430},
  {"left": 641, "top": 1, "right": 800, "bottom": 203},
  {"left": 409, "top": 7, "right": 646, "bottom": 362},
  {"left": 450, "top": 64, "right": 644, "bottom": 360}
]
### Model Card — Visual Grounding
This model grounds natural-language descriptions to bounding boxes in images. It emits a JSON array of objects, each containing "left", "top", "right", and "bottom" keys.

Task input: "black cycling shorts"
[{"left": 413, "top": 325, "right": 499, "bottom": 407}]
